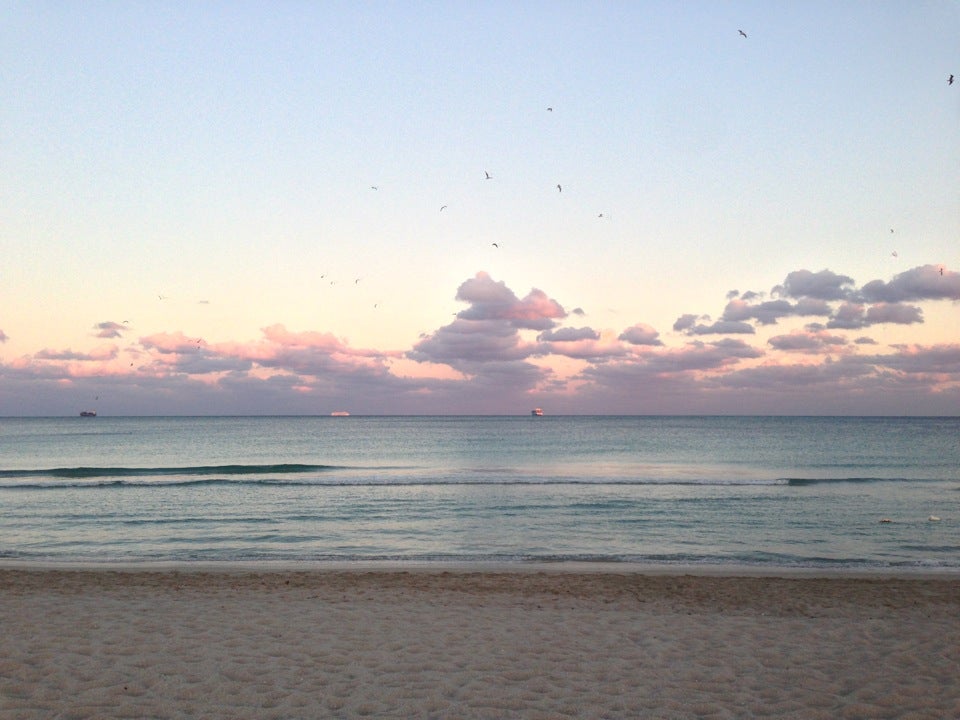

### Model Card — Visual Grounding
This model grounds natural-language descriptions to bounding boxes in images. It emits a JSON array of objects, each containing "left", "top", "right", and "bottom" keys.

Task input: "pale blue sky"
[{"left": 1, "top": 1, "right": 958, "bottom": 414}]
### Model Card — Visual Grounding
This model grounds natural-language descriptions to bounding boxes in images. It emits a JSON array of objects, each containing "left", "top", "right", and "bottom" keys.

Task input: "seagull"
[
  {"left": 950, "top": 75, "right": 955, "bottom": 85},
  {"left": 557, "top": 184, "right": 562, "bottom": 192},
  {"left": 891, "top": 250, "right": 898, "bottom": 258},
  {"left": 485, "top": 171, "right": 492, "bottom": 180},
  {"left": 370, "top": 186, "right": 378, "bottom": 190},
  {"left": 440, "top": 205, "right": 447, "bottom": 212},
  {"left": 546, "top": 107, "right": 553, "bottom": 112},
  {"left": 491, "top": 242, "right": 499, "bottom": 248},
  {"left": 739, "top": 29, "right": 747, "bottom": 38}
]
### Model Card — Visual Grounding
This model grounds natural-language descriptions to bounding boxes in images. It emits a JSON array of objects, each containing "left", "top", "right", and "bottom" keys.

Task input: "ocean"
[{"left": 1, "top": 415, "right": 957, "bottom": 570}]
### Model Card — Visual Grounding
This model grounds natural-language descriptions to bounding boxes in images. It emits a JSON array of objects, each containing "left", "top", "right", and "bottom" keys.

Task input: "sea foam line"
[{"left": 0, "top": 463, "right": 343, "bottom": 479}]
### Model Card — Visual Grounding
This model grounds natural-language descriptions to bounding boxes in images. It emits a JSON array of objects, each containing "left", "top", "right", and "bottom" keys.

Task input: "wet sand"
[{"left": 1, "top": 567, "right": 958, "bottom": 718}]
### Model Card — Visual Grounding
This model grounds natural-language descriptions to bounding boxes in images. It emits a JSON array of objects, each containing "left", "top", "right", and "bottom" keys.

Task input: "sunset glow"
[{"left": 2, "top": 3, "right": 957, "bottom": 415}]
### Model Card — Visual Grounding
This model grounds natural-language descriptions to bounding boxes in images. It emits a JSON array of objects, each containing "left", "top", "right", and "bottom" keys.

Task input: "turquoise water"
[{"left": 1, "top": 416, "right": 958, "bottom": 568}]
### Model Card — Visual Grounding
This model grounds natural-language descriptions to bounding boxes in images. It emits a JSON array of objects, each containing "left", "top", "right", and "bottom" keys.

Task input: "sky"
[{"left": 1, "top": 1, "right": 958, "bottom": 416}]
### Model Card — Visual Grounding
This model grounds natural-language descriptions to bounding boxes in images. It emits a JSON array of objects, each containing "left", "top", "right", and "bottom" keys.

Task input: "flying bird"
[
  {"left": 546, "top": 107, "right": 553, "bottom": 112},
  {"left": 485, "top": 171, "right": 492, "bottom": 180},
  {"left": 950, "top": 74, "right": 954, "bottom": 85},
  {"left": 370, "top": 186, "right": 378, "bottom": 190},
  {"left": 557, "top": 184, "right": 562, "bottom": 192},
  {"left": 738, "top": 29, "right": 747, "bottom": 38},
  {"left": 891, "top": 250, "right": 898, "bottom": 258},
  {"left": 491, "top": 242, "right": 499, "bottom": 248},
  {"left": 440, "top": 205, "right": 447, "bottom": 212}
]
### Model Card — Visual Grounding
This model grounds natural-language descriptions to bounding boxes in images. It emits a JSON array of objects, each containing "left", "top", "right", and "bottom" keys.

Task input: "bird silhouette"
[
  {"left": 546, "top": 107, "right": 553, "bottom": 112},
  {"left": 950, "top": 75, "right": 955, "bottom": 85},
  {"left": 739, "top": 29, "right": 747, "bottom": 38},
  {"left": 557, "top": 184, "right": 562, "bottom": 192},
  {"left": 440, "top": 205, "right": 447, "bottom": 212},
  {"left": 485, "top": 171, "right": 492, "bottom": 180},
  {"left": 491, "top": 243, "right": 499, "bottom": 248}
]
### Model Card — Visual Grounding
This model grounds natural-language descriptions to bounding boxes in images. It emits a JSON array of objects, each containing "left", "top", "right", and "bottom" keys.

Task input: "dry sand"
[{"left": 1, "top": 566, "right": 958, "bottom": 719}]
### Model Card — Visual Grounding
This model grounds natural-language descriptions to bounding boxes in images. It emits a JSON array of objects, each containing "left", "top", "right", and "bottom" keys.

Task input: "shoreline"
[{"left": 3, "top": 557, "right": 960, "bottom": 579}]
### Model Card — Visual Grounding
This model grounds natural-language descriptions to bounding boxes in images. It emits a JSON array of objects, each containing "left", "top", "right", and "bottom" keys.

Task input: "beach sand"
[{"left": 1, "top": 567, "right": 958, "bottom": 719}]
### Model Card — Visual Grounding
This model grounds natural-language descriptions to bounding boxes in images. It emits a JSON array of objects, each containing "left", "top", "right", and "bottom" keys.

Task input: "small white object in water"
[
  {"left": 928, "top": 515, "right": 941, "bottom": 522},
  {"left": 879, "top": 518, "right": 892, "bottom": 523}
]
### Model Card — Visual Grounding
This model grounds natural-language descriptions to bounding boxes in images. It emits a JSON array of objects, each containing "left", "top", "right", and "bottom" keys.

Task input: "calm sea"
[{"left": 1, "top": 416, "right": 957, "bottom": 570}]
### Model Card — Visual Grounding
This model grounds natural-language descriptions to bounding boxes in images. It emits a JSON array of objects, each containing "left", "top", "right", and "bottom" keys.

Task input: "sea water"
[{"left": 1, "top": 415, "right": 958, "bottom": 569}]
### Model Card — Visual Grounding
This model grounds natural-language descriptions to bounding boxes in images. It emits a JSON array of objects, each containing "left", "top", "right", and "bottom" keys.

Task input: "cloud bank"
[{"left": 2, "top": 265, "right": 958, "bottom": 415}]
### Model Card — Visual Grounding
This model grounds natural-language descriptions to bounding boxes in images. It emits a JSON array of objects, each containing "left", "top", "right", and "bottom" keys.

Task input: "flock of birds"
[
  {"left": 366, "top": 31, "right": 956, "bottom": 262},
  {"left": 155, "top": 30, "right": 955, "bottom": 306}
]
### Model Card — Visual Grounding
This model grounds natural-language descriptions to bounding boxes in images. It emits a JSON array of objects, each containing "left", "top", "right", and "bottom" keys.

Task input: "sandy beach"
[{"left": 1, "top": 567, "right": 958, "bottom": 719}]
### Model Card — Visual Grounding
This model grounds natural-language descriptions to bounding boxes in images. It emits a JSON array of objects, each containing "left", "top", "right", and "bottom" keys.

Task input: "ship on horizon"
[{"left": 531, "top": 407, "right": 543, "bottom": 416}]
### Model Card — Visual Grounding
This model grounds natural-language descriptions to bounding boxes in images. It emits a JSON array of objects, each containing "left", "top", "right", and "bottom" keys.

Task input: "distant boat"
[
  {"left": 531, "top": 408, "right": 543, "bottom": 416},
  {"left": 330, "top": 411, "right": 350, "bottom": 417},
  {"left": 79, "top": 410, "right": 97, "bottom": 417}
]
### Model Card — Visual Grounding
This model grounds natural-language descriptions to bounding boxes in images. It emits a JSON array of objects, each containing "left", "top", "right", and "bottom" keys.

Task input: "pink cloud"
[
  {"left": 863, "top": 303, "right": 923, "bottom": 326},
  {"left": 582, "top": 339, "right": 764, "bottom": 385},
  {"left": 94, "top": 321, "right": 128, "bottom": 339},
  {"left": 618, "top": 323, "right": 663, "bottom": 346},
  {"left": 140, "top": 332, "right": 204, "bottom": 354},
  {"left": 776, "top": 269, "right": 856, "bottom": 300},
  {"left": 455, "top": 272, "right": 566, "bottom": 331},
  {"left": 2, "top": 266, "right": 959, "bottom": 416},
  {"left": 34, "top": 345, "right": 119, "bottom": 361},
  {"left": 860, "top": 265, "right": 960, "bottom": 303},
  {"left": 537, "top": 330, "right": 631, "bottom": 361},
  {"left": 539, "top": 327, "right": 600, "bottom": 342},
  {"left": 716, "top": 358, "right": 872, "bottom": 390},
  {"left": 827, "top": 302, "right": 923, "bottom": 329},
  {"left": 410, "top": 318, "right": 536, "bottom": 365},
  {"left": 685, "top": 320, "right": 755, "bottom": 336},
  {"left": 869, "top": 343, "right": 960, "bottom": 375},
  {"left": 768, "top": 329, "right": 848, "bottom": 353}
]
